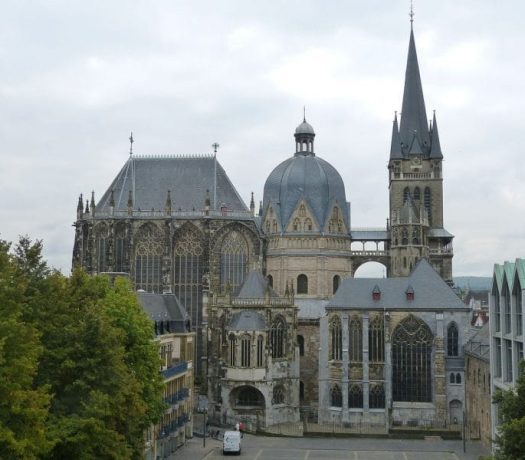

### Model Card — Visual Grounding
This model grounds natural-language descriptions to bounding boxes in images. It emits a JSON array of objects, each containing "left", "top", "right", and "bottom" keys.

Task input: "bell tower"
[{"left": 388, "top": 20, "right": 453, "bottom": 283}]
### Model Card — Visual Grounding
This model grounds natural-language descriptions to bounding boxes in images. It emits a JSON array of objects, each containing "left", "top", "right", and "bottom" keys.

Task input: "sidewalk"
[{"left": 167, "top": 435, "right": 221, "bottom": 460}]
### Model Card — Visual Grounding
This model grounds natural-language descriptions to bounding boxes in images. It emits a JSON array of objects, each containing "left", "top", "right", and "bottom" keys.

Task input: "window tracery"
[
  {"left": 271, "top": 316, "right": 286, "bottom": 358},
  {"left": 330, "top": 316, "right": 342, "bottom": 361},
  {"left": 369, "top": 316, "right": 384, "bottom": 362},
  {"left": 331, "top": 384, "right": 342, "bottom": 407},
  {"left": 134, "top": 224, "right": 163, "bottom": 293},
  {"left": 220, "top": 231, "right": 248, "bottom": 294},
  {"left": 369, "top": 384, "right": 385, "bottom": 409},
  {"left": 447, "top": 322, "right": 459, "bottom": 357},
  {"left": 94, "top": 224, "right": 109, "bottom": 273},
  {"left": 348, "top": 384, "right": 363, "bottom": 408},
  {"left": 349, "top": 316, "right": 362, "bottom": 362},
  {"left": 272, "top": 385, "right": 285, "bottom": 405}
]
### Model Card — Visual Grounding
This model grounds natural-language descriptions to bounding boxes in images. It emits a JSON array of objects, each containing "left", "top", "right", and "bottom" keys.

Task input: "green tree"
[
  {"left": 493, "top": 361, "right": 525, "bottom": 459},
  {"left": 0, "top": 240, "right": 51, "bottom": 459}
]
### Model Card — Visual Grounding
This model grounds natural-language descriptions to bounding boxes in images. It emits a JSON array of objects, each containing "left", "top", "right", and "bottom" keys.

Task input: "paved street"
[{"left": 170, "top": 434, "right": 490, "bottom": 460}]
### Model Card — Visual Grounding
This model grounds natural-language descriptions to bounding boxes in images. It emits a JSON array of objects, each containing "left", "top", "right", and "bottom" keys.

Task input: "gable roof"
[
  {"left": 96, "top": 155, "right": 248, "bottom": 214},
  {"left": 228, "top": 310, "right": 267, "bottom": 331},
  {"left": 236, "top": 270, "right": 278, "bottom": 299},
  {"left": 327, "top": 258, "right": 466, "bottom": 311},
  {"left": 137, "top": 291, "right": 190, "bottom": 331}
]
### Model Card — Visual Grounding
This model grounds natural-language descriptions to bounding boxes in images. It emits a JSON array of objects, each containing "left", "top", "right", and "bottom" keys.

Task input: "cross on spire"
[
  {"left": 212, "top": 142, "right": 220, "bottom": 154},
  {"left": 129, "top": 132, "right": 134, "bottom": 155}
]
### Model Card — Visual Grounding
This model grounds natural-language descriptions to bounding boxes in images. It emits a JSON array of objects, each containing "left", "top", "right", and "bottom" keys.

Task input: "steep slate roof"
[
  {"left": 96, "top": 155, "right": 248, "bottom": 213},
  {"left": 327, "top": 258, "right": 466, "bottom": 310},
  {"left": 236, "top": 270, "right": 278, "bottom": 299},
  {"left": 464, "top": 322, "right": 490, "bottom": 362},
  {"left": 137, "top": 291, "right": 190, "bottom": 331},
  {"left": 228, "top": 311, "right": 267, "bottom": 331}
]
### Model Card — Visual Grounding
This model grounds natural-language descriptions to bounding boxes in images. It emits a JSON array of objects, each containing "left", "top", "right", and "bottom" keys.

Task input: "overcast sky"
[{"left": 1, "top": 0, "right": 524, "bottom": 278}]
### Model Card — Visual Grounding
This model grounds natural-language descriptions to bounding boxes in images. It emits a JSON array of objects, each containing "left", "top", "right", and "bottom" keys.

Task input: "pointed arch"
[
  {"left": 349, "top": 316, "right": 362, "bottom": 362},
  {"left": 114, "top": 221, "right": 128, "bottom": 272},
  {"left": 369, "top": 384, "right": 385, "bottom": 409},
  {"left": 134, "top": 222, "right": 164, "bottom": 293},
  {"left": 330, "top": 384, "right": 342, "bottom": 407},
  {"left": 413, "top": 186, "right": 421, "bottom": 201},
  {"left": 392, "top": 315, "right": 433, "bottom": 402},
  {"left": 329, "top": 316, "right": 342, "bottom": 361},
  {"left": 94, "top": 223, "right": 109, "bottom": 273},
  {"left": 297, "top": 274, "right": 308, "bottom": 294},
  {"left": 348, "top": 384, "right": 363, "bottom": 408},
  {"left": 220, "top": 230, "right": 248, "bottom": 294},
  {"left": 369, "top": 316, "right": 384, "bottom": 363},
  {"left": 271, "top": 316, "right": 287, "bottom": 358},
  {"left": 447, "top": 322, "right": 459, "bottom": 357}
]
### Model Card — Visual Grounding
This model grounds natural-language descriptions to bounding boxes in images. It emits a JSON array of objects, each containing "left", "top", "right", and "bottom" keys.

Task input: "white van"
[{"left": 222, "top": 430, "right": 241, "bottom": 455}]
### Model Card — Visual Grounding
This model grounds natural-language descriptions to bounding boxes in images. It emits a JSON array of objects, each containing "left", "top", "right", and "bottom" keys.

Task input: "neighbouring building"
[
  {"left": 139, "top": 292, "right": 195, "bottom": 459},
  {"left": 489, "top": 259, "right": 525, "bottom": 447},
  {"left": 464, "top": 322, "right": 491, "bottom": 447}
]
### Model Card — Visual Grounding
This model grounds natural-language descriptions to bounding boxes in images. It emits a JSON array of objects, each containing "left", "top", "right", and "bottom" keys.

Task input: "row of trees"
[{"left": 0, "top": 237, "right": 165, "bottom": 459}]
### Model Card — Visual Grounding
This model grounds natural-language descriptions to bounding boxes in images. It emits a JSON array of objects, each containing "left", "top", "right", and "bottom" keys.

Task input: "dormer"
[
  {"left": 405, "top": 285, "right": 415, "bottom": 301},
  {"left": 372, "top": 285, "right": 381, "bottom": 301}
]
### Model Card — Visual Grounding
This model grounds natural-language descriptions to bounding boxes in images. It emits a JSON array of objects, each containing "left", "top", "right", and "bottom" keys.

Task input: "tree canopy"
[{"left": 0, "top": 237, "right": 165, "bottom": 459}]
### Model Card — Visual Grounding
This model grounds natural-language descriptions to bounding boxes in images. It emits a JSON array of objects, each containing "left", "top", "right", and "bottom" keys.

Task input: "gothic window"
[
  {"left": 456, "top": 373, "right": 462, "bottom": 384},
  {"left": 299, "top": 204, "right": 306, "bottom": 217},
  {"left": 241, "top": 334, "right": 251, "bottom": 367},
  {"left": 256, "top": 335, "right": 264, "bottom": 367},
  {"left": 297, "top": 274, "right": 308, "bottom": 294},
  {"left": 267, "top": 274, "right": 273, "bottom": 288},
  {"left": 403, "top": 187, "right": 410, "bottom": 203},
  {"left": 424, "top": 187, "right": 432, "bottom": 224},
  {"left": 337, "top": 219, "right": 343, "bottom": 232},
  {"left": 412, "top": 228, "right": 420, "bottom": 245},
  {"left": 305, "top": 218, "right": 313, "bottom": 231},
  {"left": 300, "top": 381, "right": 304, "bottom": 401},
  {"left": 272, "top": 385, "right": 285, "bottom": 405},
  {"left": 174, "top": 230, "right": 203, "bottom": 330},
  {"left": 450, "top": 373, "right": 455, "bottom": 384},
  {"left": 237, "top": 387, "right": 263, "bottom": 407},
  {"left": 95, "top": 224, "right": 109, "bottom": 273},
  {"left": 330, "top": 316, "right": 342, "bottom": 361},
  {"left": 272, "top": 220, "right": 277, "bottom": 233},
  {"left": 297, "top": 335, "right": 305, "bottom": 356},
  {"left": 330, "top": 384, "right": 342, "bottom": 407},
  {"left": 369, "top": 316, "right": 384, "bottom": 363},
  {"left": 503, "top": 284, "right": 511, "bottom": 334},
  {"left": 266, "top": 221, "right": 270, "bottom": 233},
  {"left": 134, "top": 224, "right": 163, "bottom": 293},
  {"left": 348, "top": 384, "right": 363, "bottom": 408},
  {"left": 229, "top": 334, "right": 237, "bottom": 366},
  {"left": 293, "top": 218, "right": 301, "bottom": 231},
  {"left": 447, "top": 322, "right": 459, "bottom": 357},
  {"left": 271, "top": 316, "right": 286, "bottom": 358},
  {"left": 413, "top": 187, "right": 420, "bottom": 201},
  {"left": 369, "top": 385, "right": 385, "bottom": 409},
  {"left": 392, "top": 315, "right": 433, "bottom": 402},
  {"left": 401, "top": 228, "right": 408, "bottom": 245},
  {"left": 220, "top": 231, "right": 248, "bottom": 294},
  {"left": 349, "top": 316, "right": 363, "bottom": 362},
  {"left": 115, "top": 223, "right": 128, "bottom": 272},
  {"left": 333, "top": 275, "right": 341, "bottom": 294}
]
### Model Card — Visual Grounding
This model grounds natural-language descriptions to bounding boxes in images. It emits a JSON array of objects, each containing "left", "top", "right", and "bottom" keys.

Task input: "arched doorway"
[{"left": 449, "top": 399, "right": 463, "bottom": 425}]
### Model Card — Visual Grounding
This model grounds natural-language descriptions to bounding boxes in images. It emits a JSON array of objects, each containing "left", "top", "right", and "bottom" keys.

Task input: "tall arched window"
[
  {"left": 229, "top": 334, "right": 237, "bottom": 366},
  {"left": 331, "top": 385, "right": 342, "bottom": 407},
  {"left": 267, "top": 274, "right": 273, "bottom": 288},
  {"left": 135, "top": 223, "right": 163, "bottom": 293},
  {"left": 293, "top": 218, "right": 301, "bottom": 231},
  {"left": 220, "top": 231, "right": 248, "bottom": 294},
  {"left": 403, "top": 187, "right": 410, "bottom": 203},
  {"left": 333, "top": 275, "right": 341, "bottom": 294},
  {"left": 271, "top": 317, "right": 286, "bottom": 358},
  {"left": 401, "top": 228, "right": 409, "bottom": 245},
  {"left": 241, "top": 334, "right": 251, "bottom": 367},
  {"left": 256, "top": 335, "right": 264, "bottom": 367},
  {"left": 447, "top": 322, "right": 459, "bottom": 357},
  {"left": 297, "top": 274, "right": 308, "bottom": 294},
  {"left": 412, "top": 228, "right": 420, "bottom": 245},
  {"left": 330, "top": 316, "right": 342, "bottom": 361},
  {"left": 369, "top": 316, "right": 384, "bottom": 362},
  {"left": 348, "top": 384, "right": 363, "bottom": 408},
  {"left": 174, "top": 230, "right": 204, "bottom": 329},
  {"left": 297, "top": 335, "right": 305, "bottom": 357},
  {"left": 392, "top": 315, "right": 433, "bottom": 402},
  {"left": 115, "top": 222, "right": 128, "bottom": 272},
  {"left": 424, "top": 187, "right": 432, "bottom": 224},
  {"left": 369, "top": 384, "right": 385, "bottom": 409},
  {"left": 95, "top": 224, "right": 109, "bottom": 273},
  {"left": 299, "top": 381, "right": 305, "bottom": 401},
  {"left": 413, "top": 187, "right": 420, "bottom": 201},
  {"left": 349, "top": 316, "right": 363, "bottom": 362}
]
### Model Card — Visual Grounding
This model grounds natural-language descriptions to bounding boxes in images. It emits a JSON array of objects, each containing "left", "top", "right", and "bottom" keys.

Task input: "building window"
[
  {"left": 392, "top": 315, "right": 433, "bottom": 402},
  {"left": 305, "top": 218, "right": 313, "bottom": 231},
  {"left": 293, "top": 218, "right": 301, "bottom": 231},
  {"left": 349, "top": 316, "right": 363, "bottom": 363},
  {"left": 495, "top": 338, "right": 502, "bottom": 378},
  {"left": 413, "top": 187, "right": 420, "bottom": 201},
  {"left": 330, "top": 316, "right": 342, "bottom": 361},
  {"left": 515, "top": 280, "right": 523, "bottom": 336},
  {"left": 299, "top": 204, "right": 306, "bottom": 217},
  {"left": 403, "top": 187, "right": 410, "bottom": 203},
  {"left": 331, "top": 385, "right": 342, "bottom": 407},
  {"left": 447, "top": 322, "right": 459, "bottom": 357},
  {"left": 237, "top": 387, "right": 263, "bottom": 407},
  {"left": 412, "top": 228, "right": 420, "bottom": 245},
  {"left": 299, "top": 381, "right": 304, "bottom": 401},
  {"left": 241, "top": 334, "right": 251, "bottom": 367},
  {"left": 272, "top": 385, "right": 285, "bottom": 405},
  {"left": 115, "top": 223, "right": 128, "bottom": 272},
  {"left": 456, "top": 373, "right": 462, "bottom": 384},
  {"left": 369, "top": 316, "right": 384, "bottom": 362},
  {"left": 401, "top": 228, "right": 408, "bottom": 245},
  {"left": 505, "top": 339, "right": 513, "bottom": 382},
  {"left": 297, "top": 335, "right": 305, "bottom": 357},
  {"left": 297, "top": 274, "right": 308, "bottom": 294},
  {"left": 94, "top": 224, "right": 109, "bottom": 273},
  {"left": 256, "top": 335, "right": 264, "bottom": 367},
  {"left": 424, "top": 187, "right": 432, "bottom": 224},
  {"left": 348, "top": 384, "right": 363, "bottom": 409},
  {"left": 229, "top": 334, "right": 237, "bottom": 366},
  {"left": 503, "top": 284, "right": 511, "bottom": 334},
  {"left": 450, "top": 373, "right": 455, "bottom": 384},
  {"left": 174, "top": 230, "right": 204, "bottom": 329},
  {"left": 494, "top": 286, "right": 501, "bottom": 332},
  {"left": 267, "top": 274, "right": 273, "bottom": 288},
  {"left": 220, "top": 231, "right": 248, "bottom": 294},
  {"left": 135, "top": 223, "right": 163, "bottom": 293},
  {"left": 369, "top": 385, "right": 385, "bottom": 409},
  {"left": 271, "top": 316, "right": 286, "bottom": 358},
  {"left": 333, "top": 275, "right": 341, "bottom": 294}
]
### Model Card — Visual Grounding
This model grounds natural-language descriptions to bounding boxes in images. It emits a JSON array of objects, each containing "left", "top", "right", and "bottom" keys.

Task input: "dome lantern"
[{"left": 294, "top": 114, "right": 315, "bottom": 156}]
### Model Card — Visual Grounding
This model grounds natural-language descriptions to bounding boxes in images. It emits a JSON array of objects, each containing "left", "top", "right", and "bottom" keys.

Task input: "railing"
[
  {"left": 161, "top": 361, "right": 188, "bottom": 379},
  {"left": 350, "top": 250, "right": 389, "bottom": 257},
  {"left": 85, "top": 209, "right": 254, "bottom": 219},
  {"left": 157, "top": 413, "right": 189, "bottom": 439},
  {"left": 232, "top": 298, "right": 293, "bottom": 306},
  {"left": 164, "top": 388, "right": 190, "bottom": 405}
]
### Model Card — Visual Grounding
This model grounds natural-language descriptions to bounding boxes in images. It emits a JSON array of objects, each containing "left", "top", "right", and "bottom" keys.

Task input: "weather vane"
[
  {"left": 129, "top": 132, "right": 134, "bottom": 155},
  {"left": 212, "top": 142, "right": 220, "bottom": 154}
]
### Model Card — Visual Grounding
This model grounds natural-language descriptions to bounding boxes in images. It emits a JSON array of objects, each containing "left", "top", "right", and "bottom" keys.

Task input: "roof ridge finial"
[
  {"left": 409, "top": 0, "right": 414, "bottom": 28},
  {"left": 129, "top": 131, "right": 134, "bottom": 155}
]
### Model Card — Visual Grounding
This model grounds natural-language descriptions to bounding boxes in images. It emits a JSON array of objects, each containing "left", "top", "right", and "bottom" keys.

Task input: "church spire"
[
  {"left": 390, "top": 112, "right": 403, "bottom": 160},
  {"left": 429, "top": 110, "right": 443, "bottom": 159},
  {"left": 399, "top": 24, "right": 430, "bottom": 154}
]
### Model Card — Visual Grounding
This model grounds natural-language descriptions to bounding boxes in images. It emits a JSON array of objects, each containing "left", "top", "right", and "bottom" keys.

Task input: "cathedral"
[{"left": 72, "top": 20, "right": 467, "bottom": 429}]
